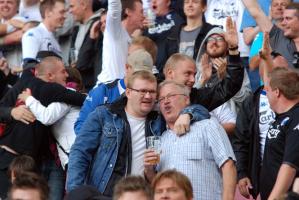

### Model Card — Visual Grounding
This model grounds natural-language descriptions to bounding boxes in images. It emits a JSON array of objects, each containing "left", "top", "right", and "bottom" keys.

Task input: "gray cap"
[{"left": 127, "top": 49, "right": 154, "bottom": 73}]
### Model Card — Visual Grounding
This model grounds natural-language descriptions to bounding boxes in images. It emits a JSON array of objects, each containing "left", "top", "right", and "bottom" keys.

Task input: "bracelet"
[{"left": 228, "top": 46, "right": 238, "bottom": 51}]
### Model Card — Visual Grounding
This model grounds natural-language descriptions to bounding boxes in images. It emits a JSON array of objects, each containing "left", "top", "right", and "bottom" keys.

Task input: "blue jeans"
[
  {"left": 41, "top": 160, "right": 65, "bottom": 200},
  {"left": 241, "top": 57, "right": 260, "bottom": 92}
]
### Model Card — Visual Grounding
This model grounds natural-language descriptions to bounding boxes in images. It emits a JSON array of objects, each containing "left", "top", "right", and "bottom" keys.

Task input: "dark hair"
[
  {"left": 121, "top": 0, "right": 142, "bottom": 20},
  {"left": 8, "top": 172, "right": 49, "bottom": 200},
  {"left": 113, "top": 176, "right": 153, "bottom": 200},
  {"left": 40, "top": 0, "right": 65, "bottom": 19},
  {"left": 65, "top": 67, "right": 84, "bottom": 92},
  {"left": 286, "top": 2, "right": 299, "bottom": 18},
  {"left": 8, "top": 155, "right": 37, "bottom": 180},
  {"left": 184, "top": 0, "right": 207, "bottom": 7}
]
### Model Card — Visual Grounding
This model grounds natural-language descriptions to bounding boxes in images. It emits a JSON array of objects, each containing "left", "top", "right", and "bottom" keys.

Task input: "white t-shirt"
[
  {"left": 210, "top": 102, "right": 236, "bottom": 124},
  {"left": 205, "top": 0, "right": 249, "bottom": 57},
  {"left": 96, "top": 0, "right": 131, "bottom": 83},
  {"left": 22, "top": 23, "right": 62, "bottom": 60},
  {"left": 259, "top": 91, "right": 275, "bottom": 159},
  {"left": 126, "top": 112, "right": 146, "bottom": 176},
  {"left": 19, "top": 1, "right": 42, "bottom": 22}
]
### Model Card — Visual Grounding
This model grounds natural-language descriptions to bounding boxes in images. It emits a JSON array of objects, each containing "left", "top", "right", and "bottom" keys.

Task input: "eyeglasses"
[
  {"left": 207, "top": 36, "right": 225, "bottom": 43},
  {"left": 158, "top": 93, "right": 187, "bottom": 103},
  {"left": 128, "top": 88, "right": 157, "bottom": 96}
]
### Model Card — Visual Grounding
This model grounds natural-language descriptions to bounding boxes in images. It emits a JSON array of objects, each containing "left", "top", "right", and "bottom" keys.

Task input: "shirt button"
[{"left": 109, "top": 164, "right": 113, "bottom": 168}]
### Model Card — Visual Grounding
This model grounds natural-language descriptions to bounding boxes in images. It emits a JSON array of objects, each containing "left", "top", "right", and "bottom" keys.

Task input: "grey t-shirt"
[
  {"left": 270, "top": 25, "right": 297, "bottom": 68},
  {"left": 179, "top": 26, "right": 201, "bottom": 58}
]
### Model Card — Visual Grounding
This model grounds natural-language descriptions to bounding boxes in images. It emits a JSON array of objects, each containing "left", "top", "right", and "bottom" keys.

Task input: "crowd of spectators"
[{"left": 0, "top": 0, "right": 299, "bottom": 200}]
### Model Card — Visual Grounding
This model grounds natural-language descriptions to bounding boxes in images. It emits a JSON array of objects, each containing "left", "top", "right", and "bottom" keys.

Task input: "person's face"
[
  {"left": 128, "top": 2, "right": 145, "bottom": 30},
  {"left": 154, "top": 178, "right": 190, "bottom": 200},
  {"left": 281, "top": 9, "right": 299, "bottom": 39},
  {"left": 184, "top": 0, "right": 206, "bottom": 19},
  {"left": 165, "top": 60, "right": 196, "bottom": 90},
  {"left": 151, "top": 0, "right": 170, "bottom": 16},
  {"left": 126, "top": 78, "right": 157, "bottom": 118},
  {"left": 159, "top": 84, "right": 189, "bottom": 126},
  {"left": 48, "top": 1, "right": 66, "bottom": 29},
  {"left": 49, "top": 61, "right": 68, "bottom": 86},
  {"left": 69, "top": 0, "right": 84, "bottom": 23},
  {"left": 0, "top": 0, "right": 18, "bottom": 20},
  {"left": 271, "top": 0, "right": 289, "bottom": 20},
  {"left": 11, "top": 188, "right": 42, "bottom": 200},
  {"left": 206, "top": 34, "right": 227, "bottom": 58},
  {"left": 118, "top": 191, "right": 149, "bottom": 200}
]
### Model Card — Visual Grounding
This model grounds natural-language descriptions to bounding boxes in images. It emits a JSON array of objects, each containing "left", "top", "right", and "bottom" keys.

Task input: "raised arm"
[
  {"left": 191, "top": 17, "right": 244, "bottom": 111},
  {"left": 241, "top": 0, "right": 273, "bottom": 32}
]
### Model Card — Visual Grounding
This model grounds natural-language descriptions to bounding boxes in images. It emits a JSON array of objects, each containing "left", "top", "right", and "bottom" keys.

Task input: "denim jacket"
[{"left": 66, "top": 96, "right": 210, "bottom": 193}]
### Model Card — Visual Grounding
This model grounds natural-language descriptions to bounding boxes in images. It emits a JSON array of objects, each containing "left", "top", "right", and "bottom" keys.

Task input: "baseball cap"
[{"left": 127, "top": 49, "right": 154, "bottom": 73}]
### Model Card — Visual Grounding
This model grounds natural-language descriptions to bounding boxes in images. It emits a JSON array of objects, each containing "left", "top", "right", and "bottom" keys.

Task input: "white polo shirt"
[{"left": 22, "top": 23, "right": 62, "bottom": 60}]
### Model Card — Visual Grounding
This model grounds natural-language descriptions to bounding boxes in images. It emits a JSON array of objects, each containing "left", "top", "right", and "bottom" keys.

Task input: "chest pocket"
[
  {"left": 185, "top": 140, "right": 204, "bottom": 160},
  {"left": 101, "top": 125, "right": 118, "bottom": 152}
]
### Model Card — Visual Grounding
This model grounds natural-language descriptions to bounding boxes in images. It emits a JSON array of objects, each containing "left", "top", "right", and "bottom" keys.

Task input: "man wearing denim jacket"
[{"left": 66, "top": 70, "right": 210, "bottom": 198}]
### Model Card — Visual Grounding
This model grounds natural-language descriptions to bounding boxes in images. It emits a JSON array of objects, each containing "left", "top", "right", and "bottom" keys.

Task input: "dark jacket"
[
  {"left": 71, "top": 18, "right": 103, "bottom": 91},
  {"left": 160, "top": 19, "right": 216, "bottom": 72},
  {"left": 190, "top": 54, "right": 244, "bottom": 111},
  {"left": 0, "top": 73, "right": 86, "bottom": 161},
  {"left": 232, "top": 86, "right": 264, "bottom": 198}
]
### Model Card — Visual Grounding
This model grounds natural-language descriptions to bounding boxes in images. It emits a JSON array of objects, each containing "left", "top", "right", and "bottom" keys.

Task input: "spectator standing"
[
  {"left": 143, "top": 0, "right": 185, "bottom": 77},
  {"left": 144, "top": 81, "right": 237, "bottom": 200},
  {"left": 242, "top": 0, "right": 299, "bottom": 68},
  {"left": 22, "top": 0, "right": 66, "bottom": 63},
  {"left": 67, "top": 70, "right": 201, "bottom": 197},
  {"left": 69, "top": 0, "right": 104, "bottom": 91},
  {"left": 96, "top": 0, "right": 145, "bottom": 83},
  {"left": 74, "top": 48, "right": 156, "bottom": 134},
  {"left": 260, "top": 67, "right": 299, "bottom": 200},
  {"left": 161, "top": 0, "right": 216, "bottom": 71},
  {"left": 0, "top": 54, "right": 85, "bottom": 199}
]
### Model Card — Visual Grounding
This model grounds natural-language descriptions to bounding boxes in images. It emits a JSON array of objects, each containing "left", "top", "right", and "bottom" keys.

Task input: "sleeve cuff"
[{"left": 25, "top": 96, "right": 35, "bottom": 106}]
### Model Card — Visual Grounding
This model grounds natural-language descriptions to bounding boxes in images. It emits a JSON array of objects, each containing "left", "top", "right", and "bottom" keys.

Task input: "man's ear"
[
  {"left": 125, "top": 88, "right": 131, "bottom": 98},
  {"left": 125, "top": 8, "right": 131, "bottom": 18},
  {"left": 275, "top": 88, "right": 281, "bottom": 98},
  {"left": 44, "top": 7, "right": 52, "bottom": 18},
  {"left": 165, "top": 68, "right": 174, "bottom": 80}
]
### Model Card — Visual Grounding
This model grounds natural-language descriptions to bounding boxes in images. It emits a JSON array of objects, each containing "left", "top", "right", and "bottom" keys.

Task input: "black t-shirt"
[{"left": 260, "top": 104, "right": 299, "bottom": 199}]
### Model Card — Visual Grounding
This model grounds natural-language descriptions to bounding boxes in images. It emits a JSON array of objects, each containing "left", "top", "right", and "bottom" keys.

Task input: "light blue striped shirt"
[{"left": 159, "top": 118, "right": 236, "bottom": 200}]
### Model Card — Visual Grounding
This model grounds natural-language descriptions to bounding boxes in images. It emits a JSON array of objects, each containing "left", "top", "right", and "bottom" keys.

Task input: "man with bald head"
[{"left": 0, "top": 53, "right": 85, "bottom": 199}]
